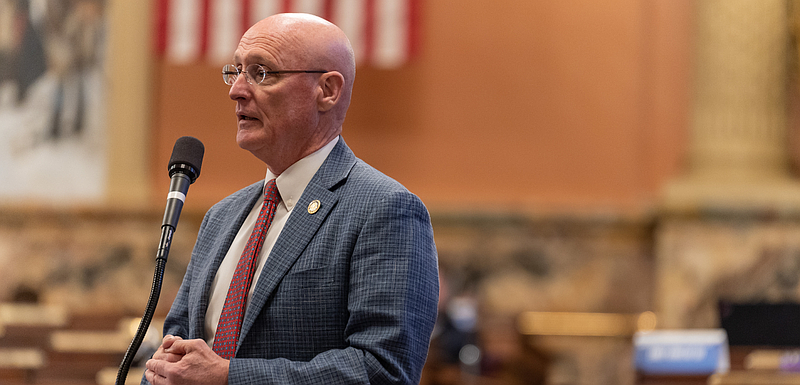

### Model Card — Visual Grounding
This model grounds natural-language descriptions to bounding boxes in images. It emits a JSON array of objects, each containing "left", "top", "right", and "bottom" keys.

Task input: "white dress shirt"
[{"left": 204, "top": 137, "right": 339, "bottom": 347}]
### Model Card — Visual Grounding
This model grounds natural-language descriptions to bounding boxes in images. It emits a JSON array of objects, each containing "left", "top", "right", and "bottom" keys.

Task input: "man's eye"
[{"left": 254, "top": 68, "right": 267, "bottom": 82}]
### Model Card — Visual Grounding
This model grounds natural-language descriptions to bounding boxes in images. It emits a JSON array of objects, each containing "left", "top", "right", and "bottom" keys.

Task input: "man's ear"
[{"left": 317, "top": 71, "right": 344, "bottom": 112}]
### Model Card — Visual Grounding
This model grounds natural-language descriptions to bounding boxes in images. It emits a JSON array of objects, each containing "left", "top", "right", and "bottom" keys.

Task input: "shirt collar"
[{"left": 264, "top": 136, "right": 339, "bottom": 211}]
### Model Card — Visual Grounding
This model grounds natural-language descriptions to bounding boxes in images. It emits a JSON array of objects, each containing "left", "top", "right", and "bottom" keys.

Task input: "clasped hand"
[{"left": 144, "top": 335, "right": 230, "bottom": 385}]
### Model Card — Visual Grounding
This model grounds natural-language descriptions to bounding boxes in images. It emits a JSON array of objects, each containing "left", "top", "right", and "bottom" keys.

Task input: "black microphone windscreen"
[{"left": 168, "top": 136, "right": 205, "bottom": 180}]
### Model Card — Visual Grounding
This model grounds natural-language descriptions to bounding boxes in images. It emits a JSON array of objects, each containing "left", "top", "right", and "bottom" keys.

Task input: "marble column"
[
  {"left": 657, "top": 0, "right": 800, "bottom": 329},
  {"left": 664, "top": 0, "right": 800, "bottom": 210}
]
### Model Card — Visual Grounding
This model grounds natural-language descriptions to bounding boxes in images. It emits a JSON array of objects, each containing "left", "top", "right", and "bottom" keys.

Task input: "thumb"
[
  {"left": 161, "top": 335, "right": 183, "bottom": 350},
  {"left": 165, "top": 338, "right": 204, "bottom": 355}
]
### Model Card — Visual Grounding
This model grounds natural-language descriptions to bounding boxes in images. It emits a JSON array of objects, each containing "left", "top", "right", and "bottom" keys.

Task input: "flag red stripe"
[
  {"left": 241, "top": 0, "right": 252, "bottom": 34},
  {"left": 322, "top": 0, "right": 334, "bottom": 22},
  {"left": 154, "top": 0, "right": 169, "bottom": 56},
  {"left": 198, "top": 0, "right": 212, "bottom": 58},
  {"left": 407, "top": 0, "right": 420, "bottom": 60},
  {"left": 363, "top": 0, "right": 375, "bottom": 65}
]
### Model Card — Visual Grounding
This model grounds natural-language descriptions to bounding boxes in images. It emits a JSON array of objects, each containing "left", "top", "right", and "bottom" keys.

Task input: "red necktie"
[{"left": 213, "top": 179, "right": 280, "bottom": 358}]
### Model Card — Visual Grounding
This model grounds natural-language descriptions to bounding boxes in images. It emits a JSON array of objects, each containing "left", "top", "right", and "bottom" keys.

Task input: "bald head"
[
  {"left": 250, "top": 14, "right": 355, "bottom": 75},
  {"left": 230, "top": 13, "right": 356, "bottom": 174},
  {"left": 243, "top": 13, "right": 356, "bottom": 122}
]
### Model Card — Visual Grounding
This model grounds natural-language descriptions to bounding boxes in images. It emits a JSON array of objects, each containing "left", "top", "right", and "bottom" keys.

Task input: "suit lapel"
[{"left": 238, "top": 138, "right": 357, "bottom": 345}]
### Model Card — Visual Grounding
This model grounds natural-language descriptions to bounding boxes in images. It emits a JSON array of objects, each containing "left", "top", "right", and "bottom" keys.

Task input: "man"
[{"left": 143, "top": 13, "right": 439, "bottom": 385}]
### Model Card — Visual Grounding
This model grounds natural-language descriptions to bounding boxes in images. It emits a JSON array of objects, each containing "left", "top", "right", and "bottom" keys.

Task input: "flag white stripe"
[
  {"left": 373, "top": 0, "right": 407, "bottom": 68},
  {"left": 209, "top": 0, "right": 242, "bottom": 65},
  {"left": 292, "top": 0, "right": 325, "bottom": 15},
  {"left": 251, "top": 0, "right": 282, "bottom": 25},
  {"left": 332, "top": 0, "right": 366, "bottom": 63},
  {"left": 168, "top": 0, "right": 202, "bottom": 64}
]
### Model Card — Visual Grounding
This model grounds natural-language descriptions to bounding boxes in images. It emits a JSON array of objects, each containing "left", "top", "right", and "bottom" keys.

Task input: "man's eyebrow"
[{"left": 234, "top": 53, "right": 275, "bottom": 67}]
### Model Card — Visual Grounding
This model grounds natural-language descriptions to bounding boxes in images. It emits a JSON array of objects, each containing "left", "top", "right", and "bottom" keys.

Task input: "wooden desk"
[
  {"left": 636, "top": 374, "right": 709, "bottom": 385},
  {"left": 709, "top": 370, "right": 800, "bottom": 384}
]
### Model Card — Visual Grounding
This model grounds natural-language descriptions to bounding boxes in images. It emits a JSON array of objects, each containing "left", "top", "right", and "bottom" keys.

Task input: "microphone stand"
[
  {"left": 116, "top": 224, "right": 175, "bottom": 385},
  {"left": 114, "top": 137, "right": 202, "bottom": 385}
]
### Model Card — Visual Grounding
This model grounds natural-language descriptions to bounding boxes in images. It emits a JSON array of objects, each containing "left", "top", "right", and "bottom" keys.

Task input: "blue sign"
[{"left": 634, "top": 329, "right": 729, "bottom": 375}]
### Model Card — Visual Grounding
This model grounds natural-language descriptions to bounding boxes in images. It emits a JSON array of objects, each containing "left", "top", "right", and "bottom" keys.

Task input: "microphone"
[
  {"left": 162, "top": 136, "right": 204, "bottom": 229},
  {"left": 116, "top": 136, "right": 204, "bottom": 385}
]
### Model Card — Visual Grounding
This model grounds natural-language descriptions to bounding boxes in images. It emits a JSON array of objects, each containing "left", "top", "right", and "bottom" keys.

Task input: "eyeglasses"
[{"left": 222, "top": 64, "right": 328, "bottom": 85}]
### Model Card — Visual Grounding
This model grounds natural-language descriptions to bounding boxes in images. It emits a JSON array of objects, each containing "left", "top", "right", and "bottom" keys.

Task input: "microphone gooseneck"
[{"left": 117, "top": 136, "right": 204, "bottom": 385}]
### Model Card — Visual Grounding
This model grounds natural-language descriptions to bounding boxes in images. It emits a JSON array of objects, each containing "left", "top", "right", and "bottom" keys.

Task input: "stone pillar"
[
  {"left": 664, "top": 0, "right": 800, "bottom": 210},
  {"left": 657, "top": 0, "right": 800, "bottom": 329}
]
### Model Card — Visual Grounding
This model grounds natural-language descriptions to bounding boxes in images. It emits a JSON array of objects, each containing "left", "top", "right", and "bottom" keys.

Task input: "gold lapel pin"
[{"left": 307, "top": 199, "right": 321, "bottom": 214}]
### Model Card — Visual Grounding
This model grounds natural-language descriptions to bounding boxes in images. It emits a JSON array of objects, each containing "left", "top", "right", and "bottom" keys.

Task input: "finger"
[
  {"left": 144, "top": 368, "right": 165, "bottom": 385},
  {"left": 161, "top": 334, "right": 182, "bottom": 349},
  {"left": 146, "top": 359, "right": 173, "bottom": 385},
  {"left": 164, "top": 338, "right": 197, "bottom": 355},
  {"left": 145, "top": 358, "right": 156, "bottom": 372},
  {"left": 151, "top": 346, "right": 169, "bottom": 361},
  {"left": 145, "top": 358, "right": 163, "bottom": 375},
  {"left": 159, "top": 351, "right": 184, "bottom": 363}
]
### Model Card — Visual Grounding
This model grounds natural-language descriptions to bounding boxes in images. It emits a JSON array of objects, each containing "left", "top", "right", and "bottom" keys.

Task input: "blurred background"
[{"left": 3, "top": 0, "right": 800, "bottom": 384}]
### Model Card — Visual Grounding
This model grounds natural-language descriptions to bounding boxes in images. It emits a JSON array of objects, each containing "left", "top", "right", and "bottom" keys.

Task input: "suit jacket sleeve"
[{"left": 227, "top": 189, "right": 439, "bottom": 384}]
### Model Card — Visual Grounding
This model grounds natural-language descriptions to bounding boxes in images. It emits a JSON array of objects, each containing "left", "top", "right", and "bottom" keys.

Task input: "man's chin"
[
  {"left": 236, "top": 133, "right": 274, "bottom": 162},
  {"left": 236, "top": 130, "right": 262, "bottom": 150}
]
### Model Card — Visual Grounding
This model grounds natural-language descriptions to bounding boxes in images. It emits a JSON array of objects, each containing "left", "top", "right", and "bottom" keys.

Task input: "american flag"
[{"left": 154, "top": 0, "right": 420, "bottom": 68}]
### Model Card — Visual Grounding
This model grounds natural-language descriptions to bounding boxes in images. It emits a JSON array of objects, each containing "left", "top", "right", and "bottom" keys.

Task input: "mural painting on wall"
[{"left": 0, "top": 0, "right": 106, "bottom": 202}]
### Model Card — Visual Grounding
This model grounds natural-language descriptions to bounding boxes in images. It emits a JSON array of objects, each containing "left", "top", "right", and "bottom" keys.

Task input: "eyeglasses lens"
[
  {"left": 222, "top": 64, "right": 269, "bottom": 85},
  {"left": 248, "top": 65, "right": 266, "bottom": 84},
  {"left": 222, "top": 64, "right": 238, "bottom": 85}
]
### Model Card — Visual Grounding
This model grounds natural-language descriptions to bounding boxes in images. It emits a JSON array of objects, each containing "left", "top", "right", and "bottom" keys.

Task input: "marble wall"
[
  {"left": 3, "top": 206, "right": 800, "bottom": 384},
  {"left": 0, "top": 207, "right": 201, "bottom": 316}
]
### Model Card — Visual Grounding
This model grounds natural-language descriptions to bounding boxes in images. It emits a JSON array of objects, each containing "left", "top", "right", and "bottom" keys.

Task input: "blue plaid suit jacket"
[{"left": 144, "top": 139, "right": 439, "bottom": 384}]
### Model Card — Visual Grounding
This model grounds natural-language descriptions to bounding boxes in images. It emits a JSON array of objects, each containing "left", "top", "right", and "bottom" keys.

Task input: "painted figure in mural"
[
  {"left": 0, "top": 0, "right": 104, "bottom": 142},
  {"left": 41, "top": 0, "right": 104, "bottom": 140},
  {"left": 142, "top": 13, "right": 439, "bottom": 385},
  {"left": 0, "top": 0, "right": 47, "bottom": 104},
  {"left": 0, "top": 0, "right": 107, "bottom": 201}
]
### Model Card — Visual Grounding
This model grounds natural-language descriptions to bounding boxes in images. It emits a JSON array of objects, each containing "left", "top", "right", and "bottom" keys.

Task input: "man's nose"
[{"left": 228, "top": 75, "right": 251, "bottom": 100}]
